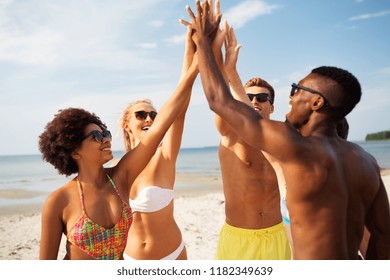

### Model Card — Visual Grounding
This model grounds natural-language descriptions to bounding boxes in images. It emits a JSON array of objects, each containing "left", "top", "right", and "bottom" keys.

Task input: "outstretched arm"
[
  {"left": 181, "top": 0, "right": 234, "bottom": 138},
  {"left": 215, "top": 22, "right": 253, "bottom": 135},
  {"left": 115, "top": 31, "right": 198, "bottom": 187},
  {"left": 182, "top": 1, "right": 260, "bottom": 140},
  {"left": 182, "top": 0, "right": 300, "bottom": 163},
  {"left": 224, "top": 25, "right": 251, "bottom": 105},
  {"left": 160, "top": 26, "right": 199, "bottom": 160}
]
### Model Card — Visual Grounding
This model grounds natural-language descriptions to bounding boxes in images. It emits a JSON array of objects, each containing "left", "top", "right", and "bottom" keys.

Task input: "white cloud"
[
  {"left": 223, "top": 0, "right": 282, "bottom": 29},
  {"left": 0, "top": 0, "right": 163, "bottom": 68},
  {"left": 0, "top": 29, "right": 65, "bottom": 66},
  {"left": 349, "top": 9, "right": 390, "bottom": 21}
]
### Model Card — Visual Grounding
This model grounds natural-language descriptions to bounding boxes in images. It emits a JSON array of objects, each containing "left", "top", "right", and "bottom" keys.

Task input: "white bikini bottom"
[{"left": 123, "top": 240, "right": 185, "bottom": 260}]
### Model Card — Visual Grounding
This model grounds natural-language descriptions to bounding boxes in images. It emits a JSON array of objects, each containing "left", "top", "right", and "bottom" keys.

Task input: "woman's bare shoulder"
[{"left": 43, "top": 178, "right": 78, "bottom": 210}]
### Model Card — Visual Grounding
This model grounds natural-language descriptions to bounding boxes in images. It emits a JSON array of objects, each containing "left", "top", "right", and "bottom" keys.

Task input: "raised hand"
[
  {"left": 180, "top": 0, "right": 222, "bottom": 45},
  {"left": 212, "top": 19, "right": 228, "bottom": 55},
  {"left": 224, "top": 25, "right": 242, "bottom": 75},
  {"left": 181, "top": 26, "right": 198, "bottom": 79},
  {"left": 206, "top": 0, "right": 222, "bottom": 42}
]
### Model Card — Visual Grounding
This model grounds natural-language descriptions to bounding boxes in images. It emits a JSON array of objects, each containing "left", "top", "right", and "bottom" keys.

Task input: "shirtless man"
[
  {"left": 211, "top": 21, "right": 290, "bottom": 260},
  {"left": 182, "top": 0, "right": 390, "bottom": 259}
]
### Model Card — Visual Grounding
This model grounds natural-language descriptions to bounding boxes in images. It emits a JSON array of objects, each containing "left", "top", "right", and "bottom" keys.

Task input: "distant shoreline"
[
  {"left": 0, "top": 146, "right": 221, "bottom": 158},
  {"left": 2, "top": 140, "right": 390, "bottom": 157},
  {"left": 365, "top": 130, "right": 390, "bottom": 141}
]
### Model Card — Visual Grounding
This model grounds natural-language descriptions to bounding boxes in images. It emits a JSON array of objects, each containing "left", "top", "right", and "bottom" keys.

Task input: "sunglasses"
[
  {"left": 81, "top": 130, "right": 112, "bottom": 143},
  {"left": 246, "top": 93, "right": 272, "bottom": 104},
  {"left": 290, "top": 83, "right": 329, "bottom": 106},
  {"left": 133, "top": 110, "right": 158, "bottom": 121}
]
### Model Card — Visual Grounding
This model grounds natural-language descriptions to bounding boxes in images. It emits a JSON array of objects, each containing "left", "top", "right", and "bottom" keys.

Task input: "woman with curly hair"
[{"left": 38, "top": 33, "right": 198, "bottom": 259}]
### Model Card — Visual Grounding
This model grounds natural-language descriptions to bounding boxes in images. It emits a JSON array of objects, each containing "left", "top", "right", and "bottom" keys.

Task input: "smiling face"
[
  {"left": 245, "top": 86, "right": 274, "bottom": 120},
  {"left": 285, "top": 76, "right": 314, "bottom": 130},
  {"left": 75, "top": 123, "right": 113, "bottom": 166},
  {"left": 285, "top": 73, "right": 332, "bottom": 131},
  {"left": 123, "top": 102, "right": 157, "bottom": 148}
]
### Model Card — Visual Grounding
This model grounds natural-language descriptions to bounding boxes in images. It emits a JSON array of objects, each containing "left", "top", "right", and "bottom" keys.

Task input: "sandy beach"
[
  {"left": 0, "top": 173, "right": 389, "bottom": 260},
  {"left": 0, "top": 174, "right": 225, "bottom": 260}
]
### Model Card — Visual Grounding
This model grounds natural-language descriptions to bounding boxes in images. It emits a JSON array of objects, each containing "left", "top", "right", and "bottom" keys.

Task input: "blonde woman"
[{"left": 121, "top": 28, "right": 198, "bottom": 260}]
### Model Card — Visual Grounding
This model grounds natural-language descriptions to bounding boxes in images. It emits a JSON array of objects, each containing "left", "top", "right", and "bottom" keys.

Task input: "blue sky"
[{"left": 0, "top": 0, "right": 389, "bottom": 156}]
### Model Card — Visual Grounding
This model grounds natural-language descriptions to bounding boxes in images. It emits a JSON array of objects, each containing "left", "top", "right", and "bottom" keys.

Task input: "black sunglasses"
[
  {"left": 81, "top": 130, "right": 112, "bottom": 143},
  {"left": 133, "top": 110, "right": 158, "bottom": 121},
  {"left": 290, "top": 83, "right": 329, "bottom": 106},
  {"left": 246, "top": 93, "right": 272, "bottom": 104}
]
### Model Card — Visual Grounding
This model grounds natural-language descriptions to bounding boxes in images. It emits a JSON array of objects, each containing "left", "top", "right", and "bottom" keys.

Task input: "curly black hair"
[{"left": 39, "top": 108, "right": 107, "bottom": 176}]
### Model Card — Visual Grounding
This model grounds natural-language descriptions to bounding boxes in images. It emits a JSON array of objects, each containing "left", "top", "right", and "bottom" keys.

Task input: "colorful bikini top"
[
  {"left": 66, "top": 174, "right": 132, "bottom": 260},
  {"left": 129, "top": 186, "right": 174, "bottom": 213}
]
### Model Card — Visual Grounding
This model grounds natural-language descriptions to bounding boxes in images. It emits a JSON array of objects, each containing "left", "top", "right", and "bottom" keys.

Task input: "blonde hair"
[{"left": 120, "top": 99, "right": 154, "bottom": 151}]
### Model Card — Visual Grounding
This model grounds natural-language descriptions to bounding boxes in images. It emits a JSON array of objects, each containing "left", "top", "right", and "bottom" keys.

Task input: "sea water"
[
  {"left": 0, "top": 141, "right": 389, "bottom": 207},
  {"left": 0, "top": 147, "right": 220, "bottom": 207},
  {"left": 354, "top": 140, "right": 390, "bottom": 169}
]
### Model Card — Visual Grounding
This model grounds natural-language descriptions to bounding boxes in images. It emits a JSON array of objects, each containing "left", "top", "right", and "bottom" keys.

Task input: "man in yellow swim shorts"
[{"left": 212, "top": 22, "right": 290, "bottom": 261}]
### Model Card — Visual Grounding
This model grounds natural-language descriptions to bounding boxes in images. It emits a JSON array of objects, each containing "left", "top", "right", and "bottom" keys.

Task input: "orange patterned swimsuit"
[{"left": 66, "top": 175, "right": 132, "bottom": 259}]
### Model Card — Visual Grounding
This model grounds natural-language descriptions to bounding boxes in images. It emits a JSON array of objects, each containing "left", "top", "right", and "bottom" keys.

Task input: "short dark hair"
[
  {"left": 244, "top": 77, "right": 275, "bottom": 105},
  {"left": 311, "top": 66, "right": 361, "bottom": 117},
  {"left": 38, "top": 108, "right": 106, "bottom": 176}
]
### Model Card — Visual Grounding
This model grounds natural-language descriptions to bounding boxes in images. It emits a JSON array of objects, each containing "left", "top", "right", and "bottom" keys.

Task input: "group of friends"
[{"left": 38, "top": 0, "right": 390, "bottom": 260}]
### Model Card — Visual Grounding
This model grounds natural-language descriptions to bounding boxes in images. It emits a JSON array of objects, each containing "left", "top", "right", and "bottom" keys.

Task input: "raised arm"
[
  {"left": 181, "top": 0, "right": 231, "bottom": 136},
  {"left": 115, "top": 33, "right": 198, "bottom": 187},
  {"left": 224, "top": 26, "right": 251, "bottom": 105},
  {"left": 182, "top": 0, "right": 300, "bottom": 163},
  {"left": 160, "top": 26, "right": 199, "bottom": 160},
  {"left": 215, "top": 22, "right": 252, "bottom": 135}
]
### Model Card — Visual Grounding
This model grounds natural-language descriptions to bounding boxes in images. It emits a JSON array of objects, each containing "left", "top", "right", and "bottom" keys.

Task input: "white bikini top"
[{"left": 129, "top": 186, "right": 174, "bottom": 213}]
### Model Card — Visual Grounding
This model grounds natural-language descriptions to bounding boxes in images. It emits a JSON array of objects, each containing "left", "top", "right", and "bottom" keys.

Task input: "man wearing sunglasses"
[
  {"left": 215, "top": 76, "right": 290, "bottom": 260},
  {"left": 209, "top": 19, "right": 290, "bottom": 260},
  {"left": 183, "top": 0, "right": 390, "bottom": 260}
]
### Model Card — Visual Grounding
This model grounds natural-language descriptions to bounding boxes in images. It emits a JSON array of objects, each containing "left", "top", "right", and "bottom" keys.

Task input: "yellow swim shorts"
[{"left": 216, "top": 221, "right": 291, "bottom": 260}]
